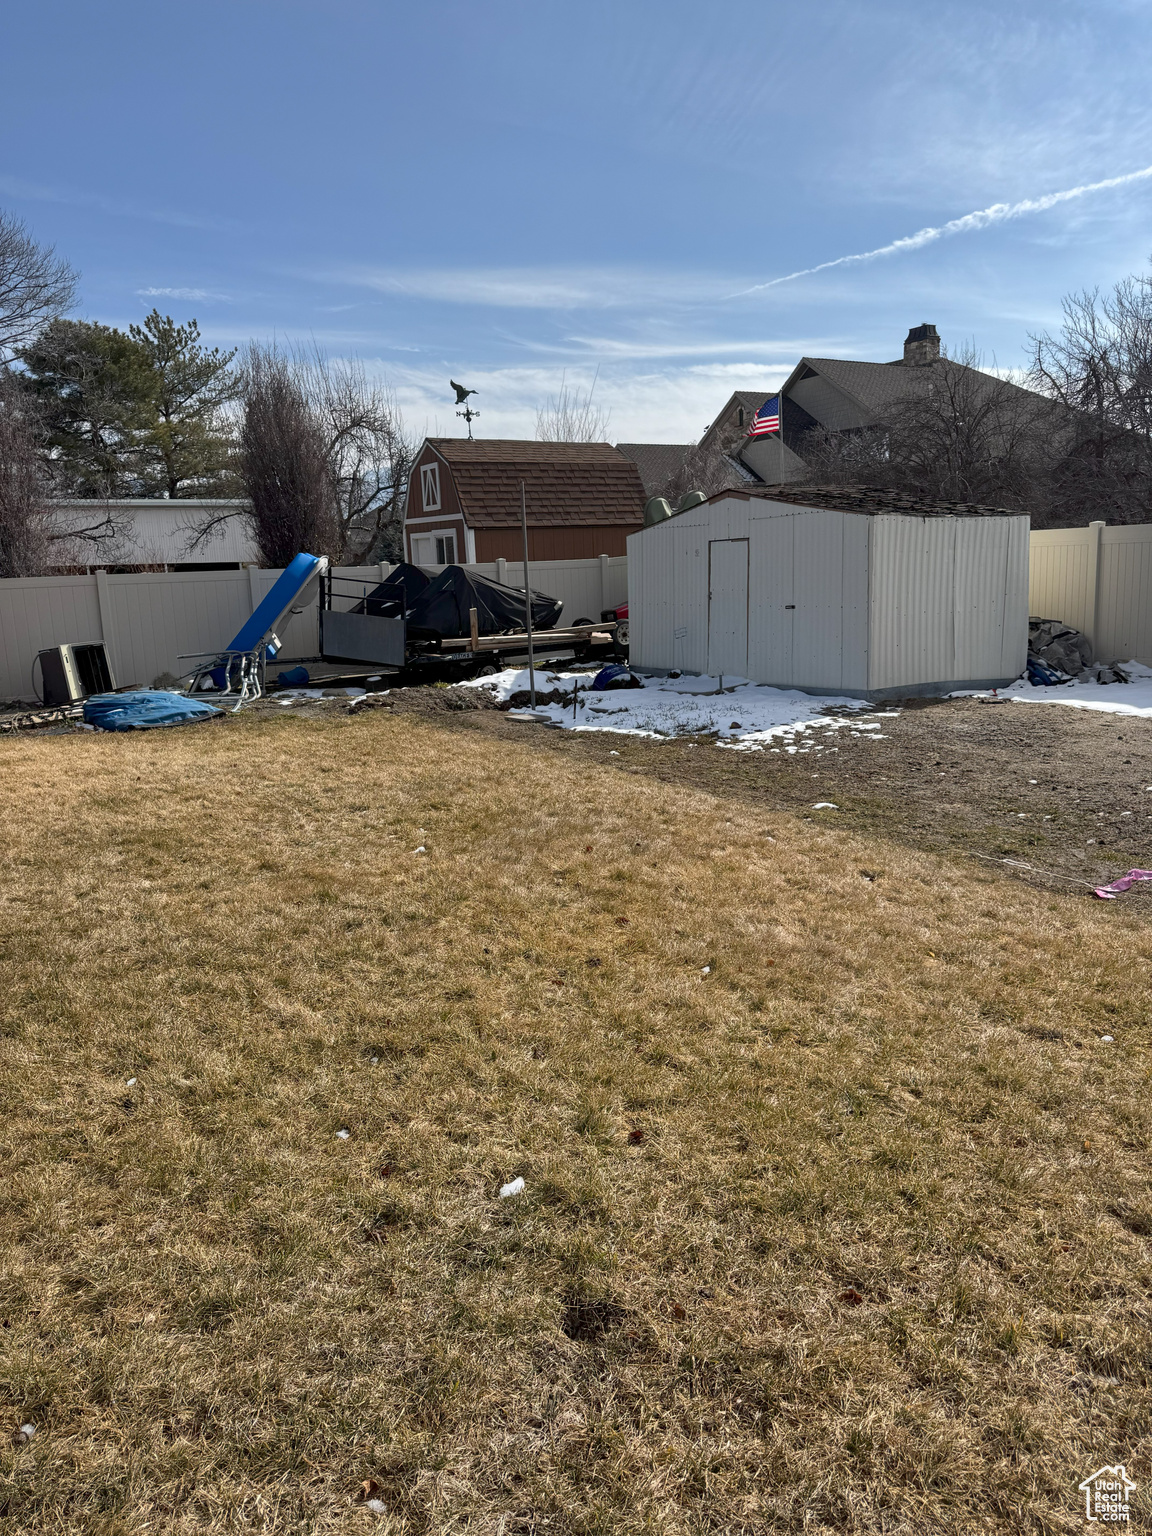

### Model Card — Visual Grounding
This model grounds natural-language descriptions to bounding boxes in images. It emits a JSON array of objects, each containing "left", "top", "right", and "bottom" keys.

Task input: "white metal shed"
[{"left": 627, "top": 487, "right": 1029, "bottom": 699}]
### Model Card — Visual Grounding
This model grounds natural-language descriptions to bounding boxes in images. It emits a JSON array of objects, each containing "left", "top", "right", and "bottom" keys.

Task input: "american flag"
[{"left": 747, "top": 396, "right": 781, "bottom": 437}]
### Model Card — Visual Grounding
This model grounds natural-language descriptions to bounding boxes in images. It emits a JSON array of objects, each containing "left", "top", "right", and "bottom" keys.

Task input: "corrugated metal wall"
[
  {"left": 788, "top": 511, "right": 869, "bottom": 691},
  {"left": 867, "top": 515, "right": 1027, "bottom": 692},
  {"left": 632, "top": 498, "right": 1026, "bottom": 695},
  {"left": 48, "top": 500, "right": 258, "bottom": 567},
  {"left": 630, "top": 499, "right": 872, "bottom": 690}
]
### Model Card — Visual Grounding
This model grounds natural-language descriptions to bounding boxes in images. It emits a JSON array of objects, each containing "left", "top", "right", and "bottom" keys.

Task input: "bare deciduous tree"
[
  {"left": 0, "top": 368, "right": 49, "bottom": 576},
  {"left": 0, "top": 209, "right": 78, "bottom": 360},
  {"left": 238, "top": 346, "right": 340, "bottom": 566},
  {"left": 1029, "top": 270, "right": 1152, "bottom": 525},
  {"left": 651, "top": 439, "right": 747, "bottom": 505},
  {"left": 536, "top": 373, "right": 611, "bottom": 442},
  {"left": 799, "top": 344, "right": 1049, "bottom": 509},
  {"left": 202, "top": 344, "right": 412, "bottom": 565},
  {"left": 294, "top": 345, "right": 414, "bottom": 562}
]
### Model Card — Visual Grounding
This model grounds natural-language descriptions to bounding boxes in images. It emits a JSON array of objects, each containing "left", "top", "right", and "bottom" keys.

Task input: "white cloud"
[
  {"left": 0, "top": 173, "right": 231, "bottom": 231},
  {"left": 314, "top": 264, "right": 730, "bottom": 311},
  {"left": 738, "top": 162, "right": 1152, "bottom": 295},
  {"left": 137, "top": 286, "right": 231, "bottom": 302}
]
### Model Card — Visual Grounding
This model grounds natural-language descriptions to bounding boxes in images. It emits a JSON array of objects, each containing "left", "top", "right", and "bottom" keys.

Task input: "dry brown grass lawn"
[{"left": 0, "top": 709, "right": 1149, "bottom": 1535}]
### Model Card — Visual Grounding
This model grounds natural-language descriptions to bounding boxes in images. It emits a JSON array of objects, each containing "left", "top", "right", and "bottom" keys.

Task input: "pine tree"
[
  {"left": 19, "top": 318, "right": 153, "bottom": 496},
  {"left": 20, "top": 310, "right": 240, "bottom": 498},
  {"left": 129, "top": 310, "right": 239, "bottom": 497}
]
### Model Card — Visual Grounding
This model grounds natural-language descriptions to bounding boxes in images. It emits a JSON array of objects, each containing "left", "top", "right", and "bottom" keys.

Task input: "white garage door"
[{"left": 707, "top": 539, "right": 749, "bottom": 679}]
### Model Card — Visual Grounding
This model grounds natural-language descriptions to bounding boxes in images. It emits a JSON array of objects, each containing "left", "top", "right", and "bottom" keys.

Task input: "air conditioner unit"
[{"left": 37, "top": 643, "right": 116, "bottom": 706}]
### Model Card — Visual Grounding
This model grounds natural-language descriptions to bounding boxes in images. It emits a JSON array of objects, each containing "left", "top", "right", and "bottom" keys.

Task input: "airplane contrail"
[{"left": 736, "top": 163, "right": 1152, "bottom": 296}]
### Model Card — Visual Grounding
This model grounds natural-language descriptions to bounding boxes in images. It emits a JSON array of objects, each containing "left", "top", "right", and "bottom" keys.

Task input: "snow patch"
[
  {"left": 965, "top": 662, "right": 1152, "bottom": 717},
  {"left": 461, "top": 667, "right": 888, "bottom": 746}
]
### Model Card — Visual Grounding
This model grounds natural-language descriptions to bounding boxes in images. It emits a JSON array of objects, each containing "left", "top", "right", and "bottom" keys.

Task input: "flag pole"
[{"left": 520, "top": 480, "right": 536, "bottom": 708}]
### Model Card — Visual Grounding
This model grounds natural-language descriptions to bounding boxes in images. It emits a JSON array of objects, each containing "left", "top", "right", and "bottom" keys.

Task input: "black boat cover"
[
  {"left": 352, "top": 562, "right": 431, "bottom": 617},
  {"left": 405, "top": 565, "right": 563, "bottom": 640}
]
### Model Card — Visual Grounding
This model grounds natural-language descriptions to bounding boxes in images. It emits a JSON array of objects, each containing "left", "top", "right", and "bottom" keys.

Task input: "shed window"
[
  {"left": 412, "top": 530, "right": 457, "bottom": 565},
  {"left": 420, "top": 462, "right": 441, "bottom": 512}
]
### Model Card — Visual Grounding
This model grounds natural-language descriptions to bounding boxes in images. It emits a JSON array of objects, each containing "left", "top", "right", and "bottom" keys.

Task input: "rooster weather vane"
[{"left": 451, "top": 379, "right": 479, "bottom": 438}]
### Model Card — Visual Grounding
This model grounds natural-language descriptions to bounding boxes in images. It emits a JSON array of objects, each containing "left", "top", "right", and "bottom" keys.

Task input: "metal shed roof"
[{"left": 705, "top": 483, "right": 1026, "bottom": 518}]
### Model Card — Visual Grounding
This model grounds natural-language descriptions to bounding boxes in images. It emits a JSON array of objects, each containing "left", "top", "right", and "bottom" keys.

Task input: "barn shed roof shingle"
[{"left": 426, "top": 439, "right": 645, "bottom": 528}]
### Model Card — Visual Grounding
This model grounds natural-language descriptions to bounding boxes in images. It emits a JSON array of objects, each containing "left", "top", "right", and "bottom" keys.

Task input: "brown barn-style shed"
[{"left": 403, "top": 439, "right": 645, "bottom": 563}]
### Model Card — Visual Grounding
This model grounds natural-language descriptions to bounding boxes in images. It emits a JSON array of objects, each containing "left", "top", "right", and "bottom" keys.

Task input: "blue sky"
[{"left": 4, "top": 0, "right": 1152, "bottom": 442}]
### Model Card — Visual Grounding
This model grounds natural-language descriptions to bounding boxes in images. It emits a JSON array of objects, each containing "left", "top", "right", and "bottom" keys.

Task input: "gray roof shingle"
[
  {"left": 791, "top": 356, "right": 1045, "bottom": 421},
  {"left": 615, "top": 443, "right": 693, "bottom": 495}
]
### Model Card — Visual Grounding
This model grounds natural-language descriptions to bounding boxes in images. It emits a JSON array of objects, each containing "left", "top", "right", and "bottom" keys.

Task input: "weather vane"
[{"left": 451, "top": 380, "right": 479, "bottom": 438}]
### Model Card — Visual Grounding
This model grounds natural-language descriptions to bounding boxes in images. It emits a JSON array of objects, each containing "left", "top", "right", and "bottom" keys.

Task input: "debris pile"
[{"left": 1028, "top": 618, "right": 1128, "bottom": 685}]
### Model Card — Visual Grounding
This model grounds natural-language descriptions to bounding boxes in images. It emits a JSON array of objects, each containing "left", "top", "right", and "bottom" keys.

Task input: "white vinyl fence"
[
  {"left": 0, "top": 556, "right": 628, "bottom": 701},
  {"left": 9, "top": 522, "right": 1152, "bottom": 699},
  {"left": 1029, "top": 521, "right": 1152, "bottom": 665}
]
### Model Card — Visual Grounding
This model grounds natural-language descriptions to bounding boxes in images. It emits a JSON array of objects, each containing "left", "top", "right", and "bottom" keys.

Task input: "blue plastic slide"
[{"left": 226, "top": 552, "right": 328, "bottom": 658}]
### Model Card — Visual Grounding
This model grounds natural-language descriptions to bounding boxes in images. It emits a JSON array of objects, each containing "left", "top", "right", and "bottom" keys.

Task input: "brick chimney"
[{"left": 903, "top": 324, "right": 940, "bottom": 365}]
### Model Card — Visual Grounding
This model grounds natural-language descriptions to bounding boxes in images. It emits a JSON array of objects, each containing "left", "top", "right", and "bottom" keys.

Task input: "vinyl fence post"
[
  {"left": 1087, "top": 520, "right": 1105, "bottom": 657},
  {"left": 599, "top": 553, "right": 610, "bottom": 612},
  {"left": 520, "top": 481, "right": 536, "bottom": 708},
  {"left": 93, "top": 567, "right": 115, "bottom": 676}
]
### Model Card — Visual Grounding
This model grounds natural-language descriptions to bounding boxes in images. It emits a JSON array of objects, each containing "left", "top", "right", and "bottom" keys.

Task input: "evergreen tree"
[
  {"left": 19, "top": 310, "right": 239, "bottom": 497},
  {"left": 128, "top": 310, "right": 239, "bottom": 497},
  {"left": 19, "top": 318, "right": 153, "bottom": 497}
]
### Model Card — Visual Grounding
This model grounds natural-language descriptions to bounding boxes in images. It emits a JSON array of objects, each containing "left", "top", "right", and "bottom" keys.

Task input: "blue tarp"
[
  {"left": 591, "top": 664, "right": 642, "bottom": 691},
  {"left": 84, "top": 691, "right": 223, "bottom": 731}
]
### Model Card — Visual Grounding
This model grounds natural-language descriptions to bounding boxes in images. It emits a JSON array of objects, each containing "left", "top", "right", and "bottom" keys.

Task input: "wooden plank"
[{"left": 433, "top": 622, "right": 617, "bottom": 654}]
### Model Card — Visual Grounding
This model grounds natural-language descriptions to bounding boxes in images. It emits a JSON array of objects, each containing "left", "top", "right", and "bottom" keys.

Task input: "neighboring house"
[
  {"left": 699, "top": 391, "right": 774, "bottom": 453},
  {"left": 730, "top": 325, "right": 1052, "bottom": 485},
  {"left": 621, "top": 326, "right": 1059, "bottom": 506},
  {"left": 47, "top": 499, "right": 257, "bottom": 571},
  {"left": 616, "top": 443, "right": 693, "bottom": 497},
  {"left": 403, "top": 439, "right": 645, "bottom": 563}
]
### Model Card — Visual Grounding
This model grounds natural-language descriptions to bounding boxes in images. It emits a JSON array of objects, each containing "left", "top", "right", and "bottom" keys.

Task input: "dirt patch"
[
  {"left": 351, "top": 685, "right": 501, "bottom": 715},
  {"left": 423, "top": 693, "right": 1152, "bottom": 893}
]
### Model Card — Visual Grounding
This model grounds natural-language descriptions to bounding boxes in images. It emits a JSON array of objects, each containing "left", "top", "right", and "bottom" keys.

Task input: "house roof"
[
  {"left": 424, "top": 438, "right": 645, "bottom": 528},
  {"left": 782, "top": 355, "right": 1045, "bottom": 423},
  {"left": 711, "top": 483, "right": 1025, "bottom": 518},
  {"left": 702, "top": 391, "right": 773, "bottom": 441},
  {"left": 615, "top": 442, "right": 693, "bottom": 495}
]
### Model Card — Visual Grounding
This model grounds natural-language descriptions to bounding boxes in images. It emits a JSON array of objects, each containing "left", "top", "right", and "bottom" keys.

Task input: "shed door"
[{"left": 708, "top": 539, "right": 749, "bottom": 679}]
